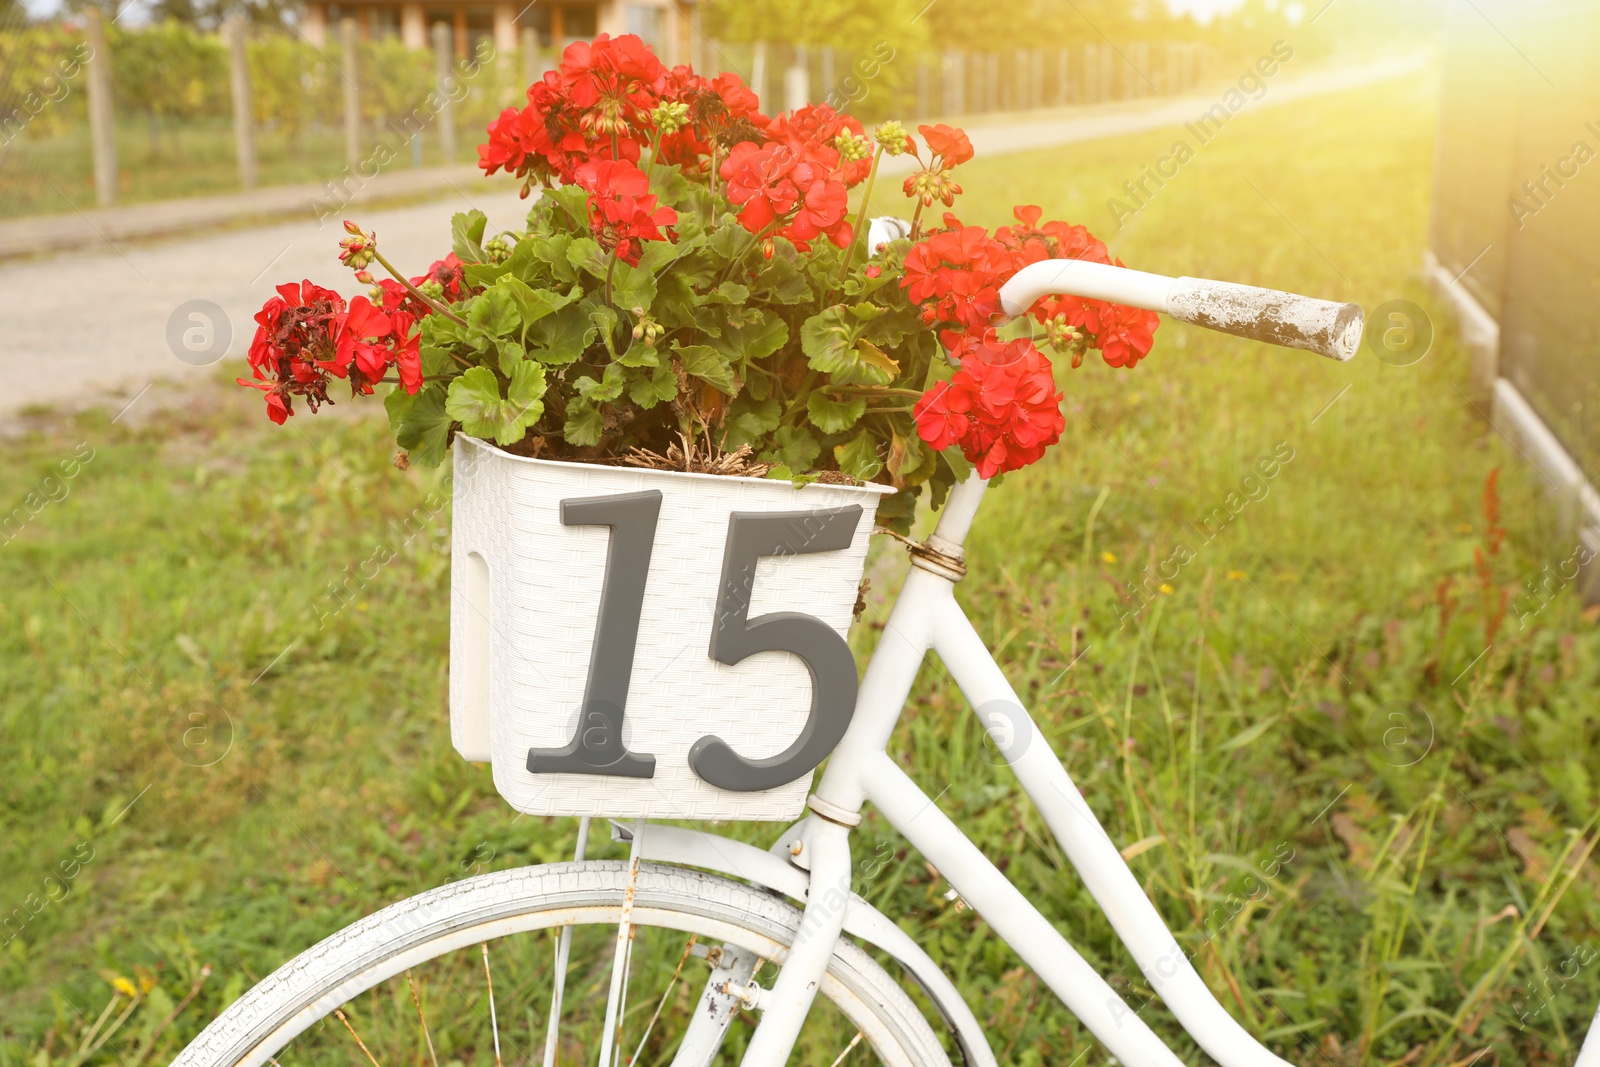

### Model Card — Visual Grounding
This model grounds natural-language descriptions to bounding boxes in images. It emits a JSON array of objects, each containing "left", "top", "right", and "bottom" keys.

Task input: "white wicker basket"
[{"left": 449, "top": 436, "right": 896, "bottom": 821}]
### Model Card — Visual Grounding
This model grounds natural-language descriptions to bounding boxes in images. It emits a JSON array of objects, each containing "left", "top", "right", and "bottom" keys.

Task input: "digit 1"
[{"left": 526, "top": 490, "right": 659, "bottom": 779}]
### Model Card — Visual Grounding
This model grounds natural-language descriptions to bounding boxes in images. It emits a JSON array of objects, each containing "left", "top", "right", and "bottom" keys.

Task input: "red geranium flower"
[
  {"left": 901, "top": 222, "right": 1016, "bottom": 333},
  {"left": 411, "top": 253, "right": 466, "bottom": 300},
  {"left": 913, "top": 334, "right": 1064, "bottom": 478},
  {"left": 574, "top": 159, "right": 677, "bottom": 265},
  {"left": 918, "top": 123, "right": 973, "bottom": 166},
  {"left": 765, "top": 104, "right": 872, "bottom": 185},
  {"left": 720, "top": 142, "right": 853, "bottom": 252}
]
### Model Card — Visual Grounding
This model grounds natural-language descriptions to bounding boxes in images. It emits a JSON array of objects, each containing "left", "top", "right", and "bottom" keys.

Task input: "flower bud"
[
  {"left": 650, "top": 100, "right": 690, "bottom": 136},
  {"left": 834, "top": 130, "right": 873, "bottom": 162},
  {"left": 873, "top": 121, "right": 910, "bottom": 156},
  {"left": 484, "top": 235, "right": 512, "bottom": 264},
  {"left": 343, "top": 219, "right": 363, "bottom": 236}
]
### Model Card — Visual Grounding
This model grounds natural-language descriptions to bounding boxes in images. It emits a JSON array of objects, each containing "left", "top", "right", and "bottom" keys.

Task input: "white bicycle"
[{"left": 174, "top": 260, "right": 1593, "bottom": 1067}]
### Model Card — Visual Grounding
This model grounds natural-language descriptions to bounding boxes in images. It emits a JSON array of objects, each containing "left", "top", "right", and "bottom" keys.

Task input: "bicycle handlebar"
[{"left": 998, "top": 259, "right": 1363, "bottom": 362}]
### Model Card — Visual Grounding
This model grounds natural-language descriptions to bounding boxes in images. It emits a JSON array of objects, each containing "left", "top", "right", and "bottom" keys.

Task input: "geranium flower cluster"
[
  {"left": 238, "top": 235, "right": 457, "bottom": 424},
  {"left": 240, "top": 34, "right": 1161, "bottom": 497},
  {"left": 901, "top": 205, "right": 1160, "bottom": 475},
  {"left": 574, "top": 159, "right": 677, "bottom": 265},
  {"left": 913, "top": 335, "right": 1067, "bottom": 479},
  {"left": 479, "top": 33, "right": 774, "bottom": 190}
]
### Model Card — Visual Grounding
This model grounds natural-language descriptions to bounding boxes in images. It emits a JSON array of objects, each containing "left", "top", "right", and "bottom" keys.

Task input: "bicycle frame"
[
  {"left": 680, "top": 260, "right": 1371, "bottom": 1066},
  {"left": 734, "top": 475, "right": 1290, "bottom": 1067}
]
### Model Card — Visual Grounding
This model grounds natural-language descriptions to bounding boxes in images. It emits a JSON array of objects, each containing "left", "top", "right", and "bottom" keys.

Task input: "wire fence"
[{"left": 0, "top": 20, "right": 1222, "bottom": 221}]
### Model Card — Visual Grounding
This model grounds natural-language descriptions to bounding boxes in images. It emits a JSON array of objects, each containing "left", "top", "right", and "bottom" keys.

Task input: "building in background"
[
  {"left": 301, "top": 0, "right": 697, "bottom": 63},
  {"left": 1428, "top": 0, "right": 1600, "bottom": 582}
]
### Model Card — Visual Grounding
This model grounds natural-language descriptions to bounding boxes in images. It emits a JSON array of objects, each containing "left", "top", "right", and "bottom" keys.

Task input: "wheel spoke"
[
  {"left": 827, "top": 1032, "right": 864, "bottom": 1067},
  {"left": 404, "top": 972, "right": 440, "bottom": 1067},
  {"left": 627, "top": 935, "right": 699, "bottom": 1067},
  {"left": 332, "top": 1008, "right": 383, "bottom": 1067},
  {"left": 543, "top": 816, "right": 593, "bottom": 1067},
  {"left": 481, "top": 943, "right": 503, "bottom": 1067},
  {"left": 597, "top": 819, "right": 646, "bottom": 1067}
]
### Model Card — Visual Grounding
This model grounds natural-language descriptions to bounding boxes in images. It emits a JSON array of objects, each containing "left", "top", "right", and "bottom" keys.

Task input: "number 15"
[{"left": 526, "top": 489, "right": 864, "bottom": 793}]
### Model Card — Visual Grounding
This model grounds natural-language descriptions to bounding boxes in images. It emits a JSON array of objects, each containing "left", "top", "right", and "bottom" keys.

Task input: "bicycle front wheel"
[{"left": 174, "top": 861, "right": 951, "bottom": 1067}]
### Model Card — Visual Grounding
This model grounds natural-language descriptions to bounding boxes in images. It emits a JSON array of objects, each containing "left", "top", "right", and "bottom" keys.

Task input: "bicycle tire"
[{"left": 172, "top": 861, "right": 953, "bottom": 1067}]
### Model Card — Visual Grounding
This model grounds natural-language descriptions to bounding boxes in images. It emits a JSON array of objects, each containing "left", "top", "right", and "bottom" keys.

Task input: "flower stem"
[
  {"left": 604, "top": 251, "right": 619, "bottom": 307},
  {"left": 909, "top": 199, "right": 926, "bottom": 241},
  {"left": 371, "top": 248, "right": 469, "bottom": 327},
  {"left": 835, "top": 146, "right": 884, "bottom": 287},
  {"left": 825, "top": 386, "right": 925, "bottom": 397}
]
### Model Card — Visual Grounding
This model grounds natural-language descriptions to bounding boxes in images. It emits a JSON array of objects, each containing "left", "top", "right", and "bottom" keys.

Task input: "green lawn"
[{"left": 3, "top": 67, "right": 1599, "bottom": 1066}]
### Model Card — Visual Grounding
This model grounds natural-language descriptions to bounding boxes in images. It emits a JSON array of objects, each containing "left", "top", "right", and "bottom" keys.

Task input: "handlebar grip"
[{"left": 1165, "top": 278, "right": 1363, "bottom": 362}]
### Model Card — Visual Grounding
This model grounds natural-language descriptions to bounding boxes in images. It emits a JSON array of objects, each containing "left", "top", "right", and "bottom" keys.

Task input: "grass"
[{"left": 3, "top": 65, "right": 1600, "bottom": 1067}]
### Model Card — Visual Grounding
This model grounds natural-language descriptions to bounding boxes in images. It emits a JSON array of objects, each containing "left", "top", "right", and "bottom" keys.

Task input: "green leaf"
[
  {"left": 420, "top": 312, "right": 466, "bottom": 347},
  {"left": 707, "top": 312, "right": 789, "bottom": 365},
  {"left": 495, "top": 276, "right": 581, "bottom": 332},
  {"left": 420, "top": 344, "right": 458, "bottom": 377},
  {"left": 845, "top": 302, "right": 888, "bottom": 321},
  {"left": 708, "top": 222, "right": 749, "bottom": 263},
  {"left": 618, "top": 337, "right": 660, "bottom": 368},
  {"left": 675, "top": 344, "right": 737, "bottom": 395},
  {"left": 526, "top": 301, "right": 592, "bottom": 365},
  {"left": 830, "top": 338, "right": 900, "bottom": 387},
  {"left": 574, "top": 361, "right": 626, "bottom": 404},
  {"left": 466, "top": 286, "right": 518, "bottom": 339},
  {"left": 806, "top": 392, "right": 866, "bottom": 434},
  {"left": 445, "top": 364, "right": 546, "bottom": 447},
  {"left": 647, "top": 165, "right": 691, "bottom": 208},
  {"left": 463, "top": 261, "right": 511, "bottom": 288},
  {"left": 887, "top": 429, "right": 925, "bottom": 481},
  {"left": 539, "top": 184, "right": 591, "bottom": 232},
  {"left": 764, "top": 425, "right": 820, "bottom": 469},
  {"left": 704, "top": 281, "right": 750, "bottom": 304},
  {"left": 833, "top": 432, "right": 883, "bottom": 481},
  {"left": 589, "top": 306, "right": 620, "bottom": 358},
  {"left": 496, "top": 340, "right": 526, "bottom": 376},
  {"left": 723, "top": 396, "right": 781, "bottom": 451},
  {"left": 611, "top": 260, "right": 658, "bottom": 312},
  {"left": 563, "top": 399, "right": 605, "bottom": 447},
  {"left": 628, "top": 363, "right": 678, "bottom": 409},
  {"left": 800, "top": 307, "right": 858, "bottom": 374},
  {"left": 451, "top": 210, "right": 488, "bottom": 263},
  {"left": 939, "top": 446, "right": 973, "bottom": 483},
  {"left": 567, "top": 237, "right": 610, "bottom": 279},
  {"left": 517, "top": 232, "right": 577, "bottom": 284},
  {"left": 385, "top": 383, "right": 452, "bottom": 467},
  {"left": 748, "top": 246, "right": 812, "bottom": 303}
]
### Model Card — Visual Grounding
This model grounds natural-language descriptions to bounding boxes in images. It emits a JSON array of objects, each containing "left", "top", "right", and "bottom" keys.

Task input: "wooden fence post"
[
  {"left": 83, "top": 7, "right": 116, "bottom": 207},
  {"left": 750, "top": 40, "right": 767, "bottom": 109},
  {"left": 784, "top": 44, "right": 808, "bottom": 112},
  {"left": 520, "top": 26, "right": 538, "bottom": 88},
  {"left": 227, "top": 14, "right": 258, "bottom": 190},
  {"left": 1058, "top": 47, "right": 1069, "bottom": 105},
  {"left": 433, "top": 22, "right": 456, "bottom": 163},
  {"left": 341, "top": 18, "right": 361, "bottom": 171}
]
